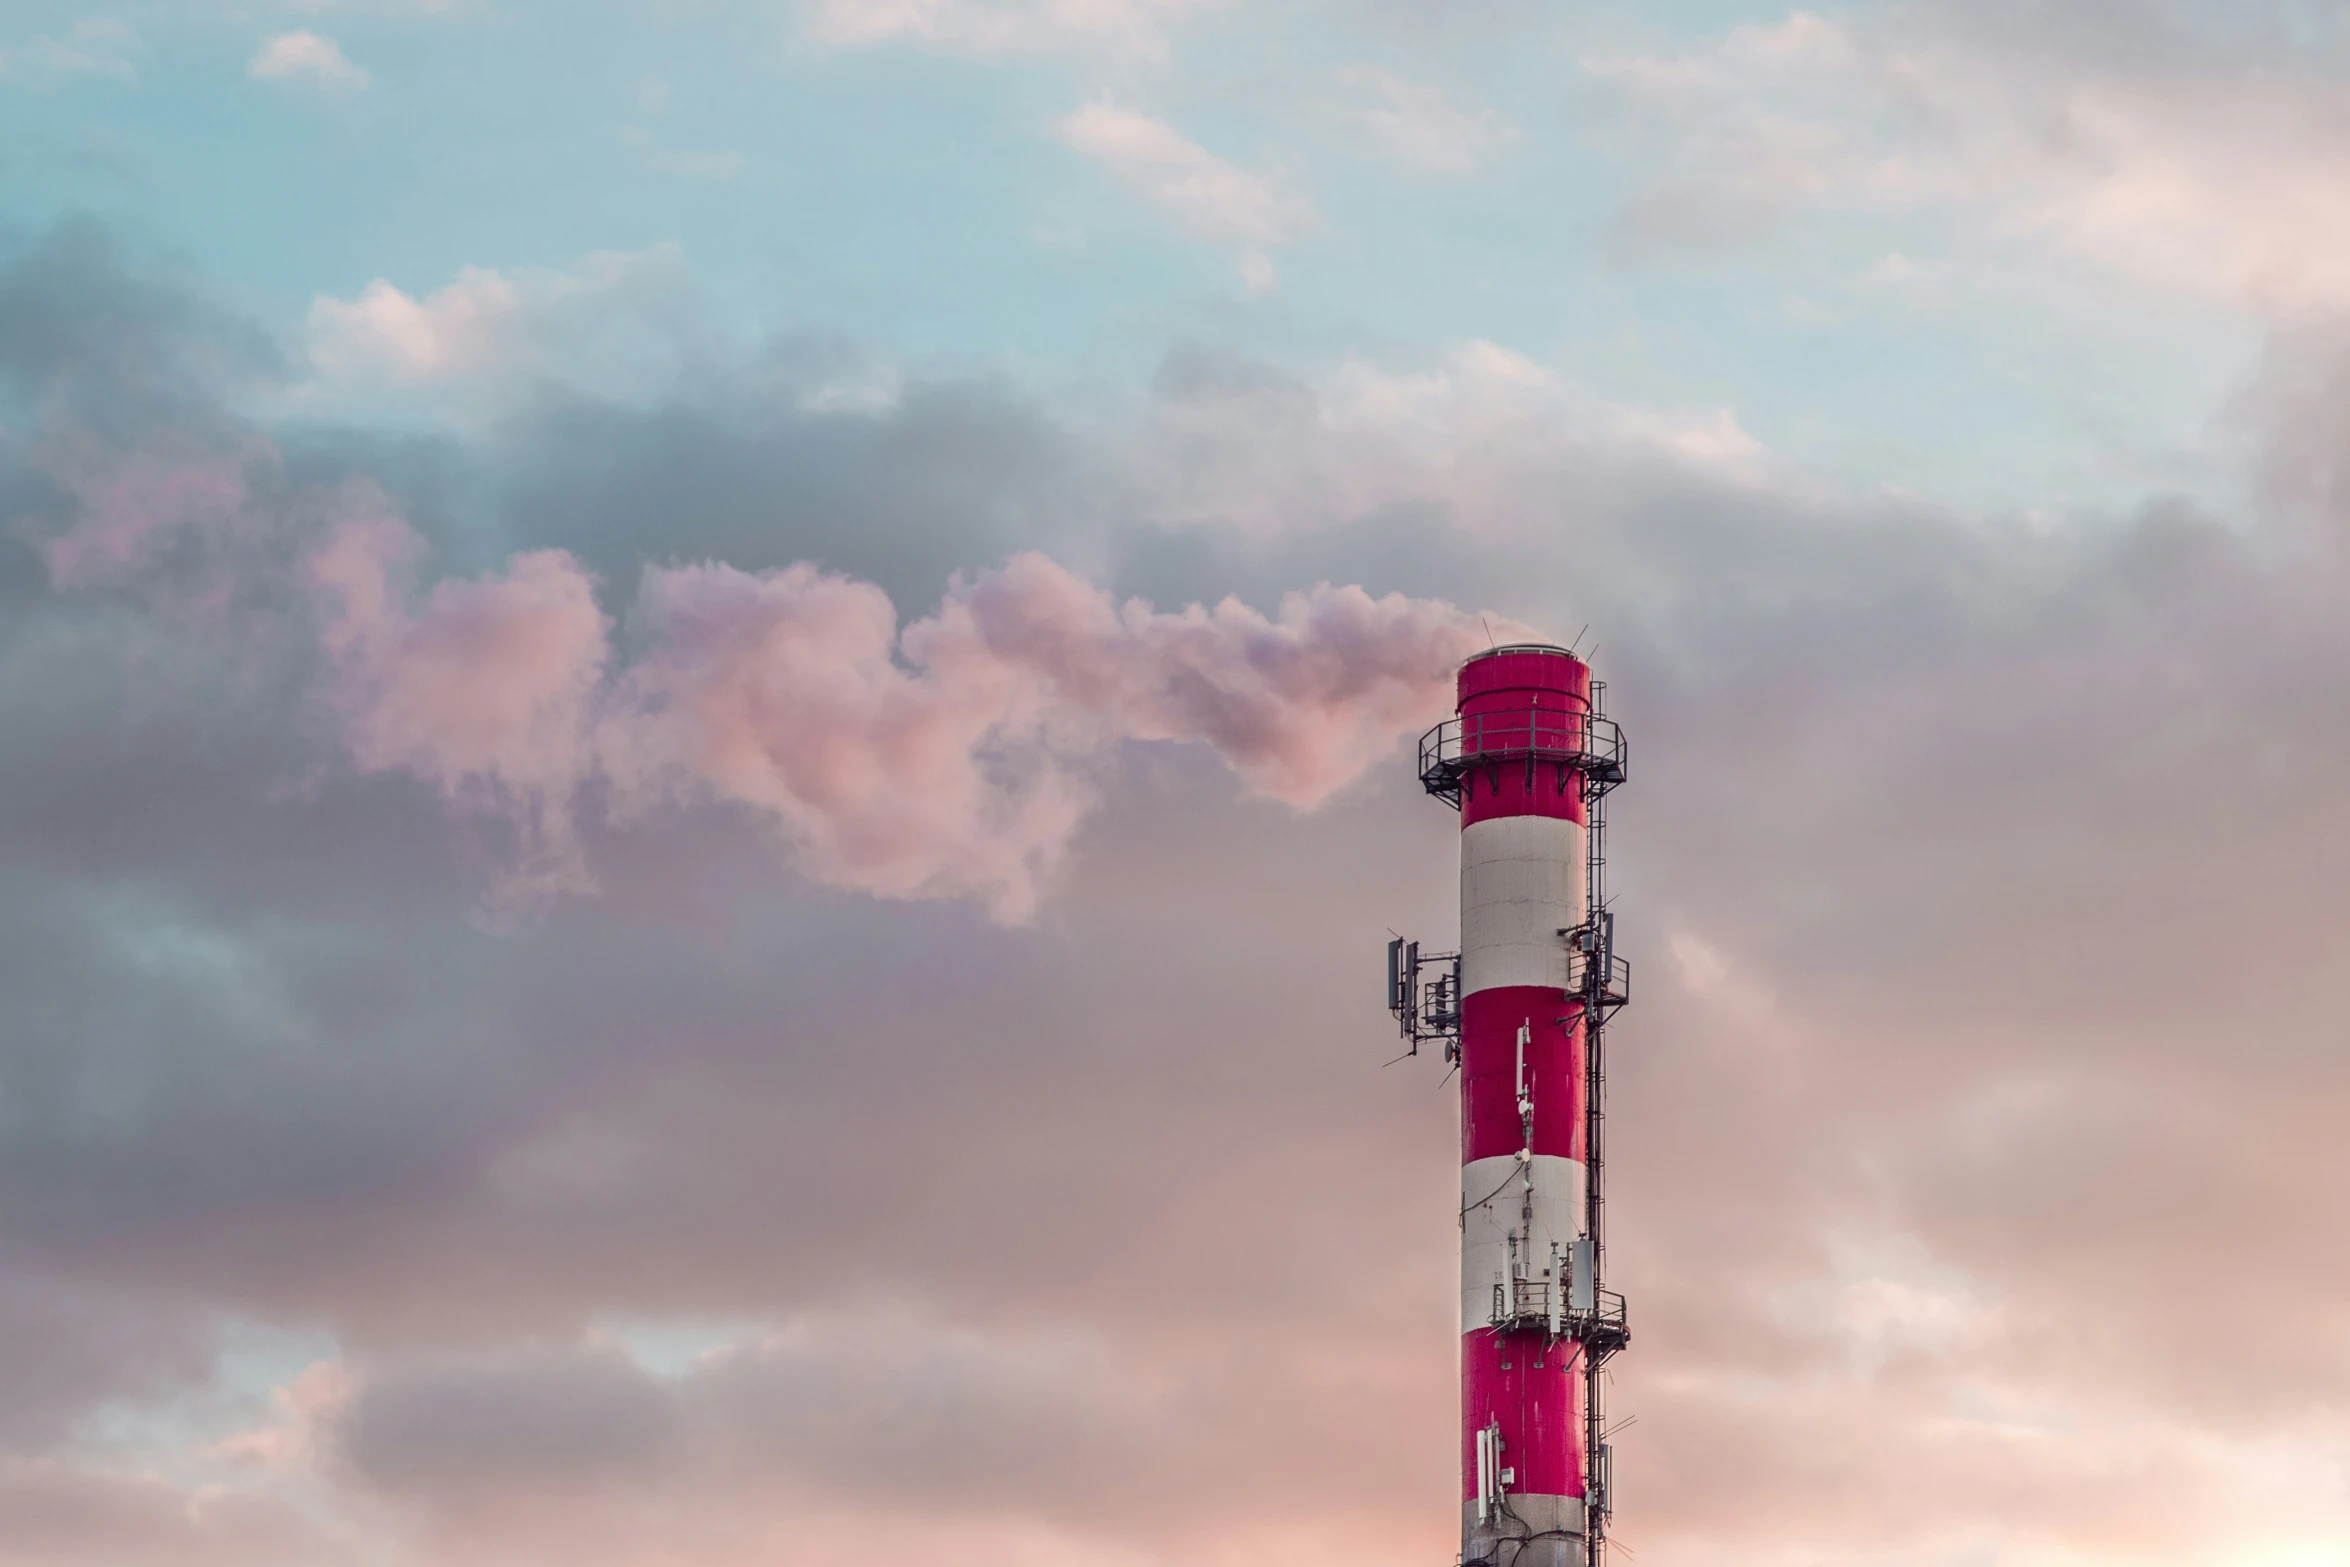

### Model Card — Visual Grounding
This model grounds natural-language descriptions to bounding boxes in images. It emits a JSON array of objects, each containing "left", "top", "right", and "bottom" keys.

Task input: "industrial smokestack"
[{"left": 1391, "top": 644, "right": 1629, "bottom": 1567}]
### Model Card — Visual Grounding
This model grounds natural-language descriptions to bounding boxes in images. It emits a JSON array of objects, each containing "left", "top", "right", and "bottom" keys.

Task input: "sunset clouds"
[
  {"left": 6, "top": 4, "right": 2350, "bottom": 1567},
  {"left": 27, "top": 380, "right": 1489, "bottom": 918}
]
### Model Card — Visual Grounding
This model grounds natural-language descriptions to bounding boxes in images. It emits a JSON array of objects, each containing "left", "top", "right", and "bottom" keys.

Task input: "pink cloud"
[
  {"left": 285, "top": 513, "right": 1486, "bottom": 920},
  {"left": 30, "top": 437, "right": 1498, "bottom": 921},
  {"left": 606, "top": 552, "right": 1494, "bottom": 919},
  {"left": 606, "top": 558, "right": 1091, "bottom": 919},
  {"left": 307, "top": 500, "right": 611, "bottom": 903},
  {"left": 910, "top": 551, "right": 1505, "bottom": 805}
]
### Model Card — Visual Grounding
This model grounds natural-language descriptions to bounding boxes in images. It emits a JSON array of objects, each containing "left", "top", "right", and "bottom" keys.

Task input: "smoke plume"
[
  {"left": 606, "top": 549, "right": 1497, "bottom": 916},
  {"left": 39, "top": 449, "right": 1499, "bottom": 918}
]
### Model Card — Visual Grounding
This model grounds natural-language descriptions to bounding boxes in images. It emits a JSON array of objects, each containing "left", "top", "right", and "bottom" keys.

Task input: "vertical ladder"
[{"left": 1582, "top": 680, "right": 1613, "bottom": 1567}]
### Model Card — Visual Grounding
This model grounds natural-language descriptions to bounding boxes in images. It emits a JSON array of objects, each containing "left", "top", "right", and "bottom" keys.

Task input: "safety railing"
[
  {"left": 1566, "top": 948, "right": 1631, "bottom": 1012},
  {"left": 1491, "top": 1279, "right": 1631, "bottom": 1352},
  {"left": 1418, "top": 709, "right": 1626, "bottom": 807}
]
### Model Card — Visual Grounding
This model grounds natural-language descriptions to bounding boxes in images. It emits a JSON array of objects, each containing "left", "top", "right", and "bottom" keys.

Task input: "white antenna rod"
[
  {"left": 1515, "top": 1020, "right": 1534, "bottom": 1157},
  {"left": 1475, "top": 1425, "right": 1493, "bottom": 1523}
]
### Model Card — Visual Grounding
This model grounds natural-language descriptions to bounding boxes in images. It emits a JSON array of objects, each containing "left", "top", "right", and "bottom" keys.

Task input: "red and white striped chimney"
[{"left": 1452, "top": 645, "right": 1595, "bottom": 1567}]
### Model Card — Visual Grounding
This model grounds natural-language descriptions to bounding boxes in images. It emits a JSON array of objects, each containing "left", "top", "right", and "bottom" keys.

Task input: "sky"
[{"left": 2, "top": 2, "right": 2350, "bottom": 1565}]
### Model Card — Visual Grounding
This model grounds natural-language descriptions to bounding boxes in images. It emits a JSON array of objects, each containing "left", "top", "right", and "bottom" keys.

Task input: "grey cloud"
[
  {"left": 324, "top": 1313, "right": 1448, "bottom": 1547},
  {"left": 0, "top": 1276, "right": 210, "bottom": 1449},
  {"left": 485, "top": 368, "right": 1095, "bottom": 616},
  {"left": 6, "top": 210, "right": 2350, "bottom": 1567},
  {"left": 0, "top": 220, "right": 280, "bottom": 436},
  {"left": 0, "top": 1462, "right": 328, "bottom": 1567},
  {"left": 338, "top": 1345, "right": 683, "bottom": 1497}
]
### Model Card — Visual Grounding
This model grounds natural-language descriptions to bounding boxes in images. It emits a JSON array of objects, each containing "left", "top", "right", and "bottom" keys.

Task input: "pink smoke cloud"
[
  {"left": 605, "top": 552, "right": 1502, "bottom": 918},
  {"left": 307, "top": 502, "right": 611, "bottom": 902},
  {"left": 601, "top": 554, "right": 1485, "bottom": 911},
  {"left": 301, "top": 534, "right": 1496, "bottom": 919},
  {"left": 604, "top": 558, "right": 1095, "bottom": 918},
  {"left": 912, "top": 551, "right": 1509, "bottom": 805},
  {"left": 41, "top": 443, "right": 1503, "bottom": 918}
]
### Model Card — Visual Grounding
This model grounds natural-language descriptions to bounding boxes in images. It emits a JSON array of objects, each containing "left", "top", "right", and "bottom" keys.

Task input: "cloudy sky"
[{"left": 4, "top": 2, "right": 2350, "bottom": 1564}]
